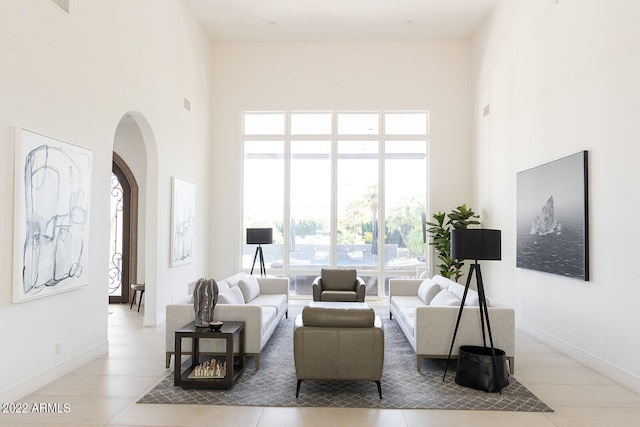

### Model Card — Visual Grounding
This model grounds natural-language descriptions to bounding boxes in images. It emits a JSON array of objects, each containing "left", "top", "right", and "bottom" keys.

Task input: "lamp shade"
[
  {"left": 246, "top": 228, "right": 273, "bottom": 245},
  {"left": 450, "top": 229, "right": 501, "bottom": 261}
]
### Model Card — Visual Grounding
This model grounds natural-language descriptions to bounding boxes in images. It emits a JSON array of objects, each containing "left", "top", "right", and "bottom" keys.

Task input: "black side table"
[{"left": 174, "top": 321, "right": 245, "bottom": 389}]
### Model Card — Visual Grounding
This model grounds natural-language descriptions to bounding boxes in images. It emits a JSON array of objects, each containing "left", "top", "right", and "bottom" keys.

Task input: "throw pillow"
[
  {"left": 417, "top": 279, "right": 441, "bottom": 305},
  {"left": 225, "top": 272, "right": 249, "bottom": 288},
  {"left": 447, "top": 281, "right": 480, "bottom": 306},
  {"left": 429, "top": 289, "right": 461, "bottom": 307},
  {"left": 238, "top": 275, "right": 261, "bottom": 303},
  {"left": 216, "top": 280, "right": 230, "bottom": 293},
  {"left": 217, "top": 286, "right": 245, "bottom": 305},
  {"left": 464, "top": 291, "right": 480, "bottom": 306}
]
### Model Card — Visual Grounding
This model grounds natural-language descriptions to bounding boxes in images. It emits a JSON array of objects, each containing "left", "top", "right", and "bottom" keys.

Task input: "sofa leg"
[
  {"left": 296, "top": 379, "right": 302, "bottom": 398},
  {"left": 390, "top": 312, "right": 393, "bottom": 320},
  {"left": 166, "top": 352, "right": 172, "bottom": 369},
  {"left": 417, "top": 355, "right": 422, "bottom": 373},
  {"left": 286, "top": 310, "right": 288, "bottom": 319},
  {"left": 508, "top": 357, "right": 514, "bottom": 374},
  {"left": 255, "top": 354, "right": 260, "bottom": 371},
  {"left": 375, "top": 381, "right": 382, "bottom": 399}
]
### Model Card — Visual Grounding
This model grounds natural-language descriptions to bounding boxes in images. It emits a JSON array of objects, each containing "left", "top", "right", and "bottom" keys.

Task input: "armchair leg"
[
  {"left": 375, "top": 381, "right": 382, "bottom": 399},
  {"left": 296, "top": 379, "right": 303, "bottom": 398}
]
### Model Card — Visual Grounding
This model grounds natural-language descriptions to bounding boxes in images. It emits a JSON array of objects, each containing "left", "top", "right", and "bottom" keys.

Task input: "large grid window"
[{"left": 242, "top": 111, "right": 428, "bottom": 298}]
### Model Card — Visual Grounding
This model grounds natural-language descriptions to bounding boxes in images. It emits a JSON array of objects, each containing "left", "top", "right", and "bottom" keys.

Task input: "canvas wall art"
[
  {"left": 14, "top": 128, "right": 92, "bottom": 302},
  {"left": 516, "top": 151, "right": 589, "bottom": 281},
  {"left": 171, "top": 177, "right": 195, "bottom": 266}
]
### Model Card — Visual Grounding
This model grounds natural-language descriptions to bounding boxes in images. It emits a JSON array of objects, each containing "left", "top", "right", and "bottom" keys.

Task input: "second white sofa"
[{"left": 389, "top": 274, "right": 515, "bottom": 374}]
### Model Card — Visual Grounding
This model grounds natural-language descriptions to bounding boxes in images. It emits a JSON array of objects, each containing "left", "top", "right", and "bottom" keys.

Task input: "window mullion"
[
  {"left": 283, "top": 112, "right": 292, "bottom": 272},
  {"left": 378, "top": 113, "right": 385, "bottom": 298},
  {"left": 330, "top": 111, "right": 338, "bottom": 268}
]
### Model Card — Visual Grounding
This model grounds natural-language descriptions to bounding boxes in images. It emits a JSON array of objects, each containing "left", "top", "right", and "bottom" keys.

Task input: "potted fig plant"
[{"left": 426, "top": 204, "right": 480, "bottom": 282}]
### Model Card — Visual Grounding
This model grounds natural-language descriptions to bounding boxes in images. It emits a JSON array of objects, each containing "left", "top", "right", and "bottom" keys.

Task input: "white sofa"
[
  {"left": 165, "top": 273, "right": 289, "bottom": 370},
  {"left": 389, "top": 275, "right": 515, "bottom": 374}
]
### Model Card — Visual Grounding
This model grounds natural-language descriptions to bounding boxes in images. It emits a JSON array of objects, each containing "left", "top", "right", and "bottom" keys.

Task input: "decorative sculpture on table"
[{"left": 193, "top": 278, "right": 218, "bottom": 328}]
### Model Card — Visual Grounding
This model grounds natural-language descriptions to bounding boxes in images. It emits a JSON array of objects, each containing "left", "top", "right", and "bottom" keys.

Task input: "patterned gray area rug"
[{"left": 140, "top": 308, "right": 552, "bottom": 411}]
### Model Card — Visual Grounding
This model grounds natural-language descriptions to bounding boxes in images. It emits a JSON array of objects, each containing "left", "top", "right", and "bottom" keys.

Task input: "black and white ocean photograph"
[{"left": 516, "top": 151, "right": 589, "bottom": 281}]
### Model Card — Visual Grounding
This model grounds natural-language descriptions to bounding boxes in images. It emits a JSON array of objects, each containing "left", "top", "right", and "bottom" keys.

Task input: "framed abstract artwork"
[
  {"left": 171, "top": 177, "right": 196, "bottom": 266},
  {"left": 516, "top": 151, "right": 589, "bottom": 281},
  {"left": 13, "top": 128, "right": 92, "bottom": 302}
]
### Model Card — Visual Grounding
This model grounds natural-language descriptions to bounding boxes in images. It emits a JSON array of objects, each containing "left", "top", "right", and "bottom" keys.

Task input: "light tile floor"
[{"left": 2, "top": 302, "right": 640, "bottom": 426}]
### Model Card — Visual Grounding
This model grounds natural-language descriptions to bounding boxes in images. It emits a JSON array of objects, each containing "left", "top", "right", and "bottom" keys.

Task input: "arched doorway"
[
  {"left": 111, "top": 111, "right": 157, "bottom": 325},
  {"left": 109, "top": 153, "right": 139, "bottom": 304}
]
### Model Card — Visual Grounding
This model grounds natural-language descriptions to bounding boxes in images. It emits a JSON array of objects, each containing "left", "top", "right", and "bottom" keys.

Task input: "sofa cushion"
[
  {"left": 417, "top": 279, "right": 441, "bottom": 305},
  {"left": 429, "top": 289, "right": 461, "bottom": 307},
  {"left": 238, "top": 275, "right": 261, "bottom": 303},
  {"left": 390, "top": 295, "right": 424, "bottom": 314},
  {"left": 400, "top": 307, "right": 417, "bottom": 336},
  {"left": 302, "top": 306, "right": 375, "bottom": 328},
  {"left": 251, "top": 294, "right": 287, "bottom": 317},
  {"left": 217, "top": 286, "right": 245, "bottom": 305},
  {"left": 261, "top": 306, "right": 277, "bottom": 331}
]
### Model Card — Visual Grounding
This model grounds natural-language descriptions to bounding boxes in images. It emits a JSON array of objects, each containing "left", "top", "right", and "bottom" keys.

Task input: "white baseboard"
[
  {"left": 0, "top": 341, "right": 109, "bottom": 403},
  {"left": 517, "top": 320, "right": 640, "bottom": 394},
  {"left": 145, "top": 312, "right": 164, "bottom": 327}
]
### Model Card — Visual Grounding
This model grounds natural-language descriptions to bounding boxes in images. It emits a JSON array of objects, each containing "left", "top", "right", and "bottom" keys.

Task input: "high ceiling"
[{"left": 183, "top": 0, "right": 499, "bottom": 43}]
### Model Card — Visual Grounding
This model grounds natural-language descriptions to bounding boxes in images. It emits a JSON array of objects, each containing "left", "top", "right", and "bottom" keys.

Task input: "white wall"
[
  {"left": 208, "top": 41, "right": 475, "bottom": 277},
  {"left": 0, "top": 0, "right": 212, "bottom": 401},
  {"left": 472, "top": 0, "right": 640, "bottom": 392}
]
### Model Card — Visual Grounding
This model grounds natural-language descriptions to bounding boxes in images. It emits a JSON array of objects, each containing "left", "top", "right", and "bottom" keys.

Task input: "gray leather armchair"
[
  {"left": 293, "top": 303, "right": 384, "bottom": 398},
  {"left": 312, "top": 268, "right": 366, "bottom": 302}
]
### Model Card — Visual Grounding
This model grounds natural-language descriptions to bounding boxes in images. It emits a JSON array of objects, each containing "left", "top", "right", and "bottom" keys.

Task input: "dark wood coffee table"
[{"left": 174, "top": 321, "right": 245, "bottom": 389}]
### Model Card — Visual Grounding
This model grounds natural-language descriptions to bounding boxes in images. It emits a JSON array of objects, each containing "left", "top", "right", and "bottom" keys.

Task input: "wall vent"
[{"left": 51, "top": 0, "right": 70, "bottom": 14}]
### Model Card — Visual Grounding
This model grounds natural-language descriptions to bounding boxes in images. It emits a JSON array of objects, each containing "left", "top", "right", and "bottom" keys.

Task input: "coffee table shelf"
[{"left": 174, "top": 321, "right": 245, "bottom": 389}]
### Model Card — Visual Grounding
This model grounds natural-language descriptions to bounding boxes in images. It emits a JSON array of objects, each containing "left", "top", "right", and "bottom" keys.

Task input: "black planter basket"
[{"left": 455, "top": 345, "right": 510, "bottom": 393}]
